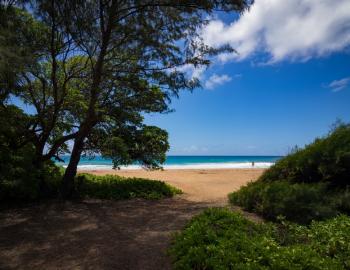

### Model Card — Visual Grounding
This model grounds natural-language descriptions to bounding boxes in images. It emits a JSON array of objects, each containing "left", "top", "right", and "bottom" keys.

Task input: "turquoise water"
[{"left": 57, "top": 155, "right": 282, "bottom": 170}]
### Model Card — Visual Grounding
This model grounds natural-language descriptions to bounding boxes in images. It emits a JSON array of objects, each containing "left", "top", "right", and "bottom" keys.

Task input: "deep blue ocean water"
[{"left": 57, "top": 155, "right": 282, "bottom": 170}]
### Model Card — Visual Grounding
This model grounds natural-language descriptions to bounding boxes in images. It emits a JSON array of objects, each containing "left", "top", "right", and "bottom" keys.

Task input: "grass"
[{"left": 169, "top": 208, "right": 350, "bottom": 270}]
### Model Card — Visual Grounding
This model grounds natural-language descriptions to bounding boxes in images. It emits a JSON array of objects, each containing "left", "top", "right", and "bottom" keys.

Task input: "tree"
[
  {"left": 0, "top": 2, "right": 47, "bottom": 102},
  {"left": 3, "top": 0, "right": 249, "bottom": 198}
]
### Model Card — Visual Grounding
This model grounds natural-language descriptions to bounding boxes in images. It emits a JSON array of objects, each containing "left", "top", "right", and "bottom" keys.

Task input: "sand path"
[{"left": 0, "top": 169, "right": 264, "bottom": 270}]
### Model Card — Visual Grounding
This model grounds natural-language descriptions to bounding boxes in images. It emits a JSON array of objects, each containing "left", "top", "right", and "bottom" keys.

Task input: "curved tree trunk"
[
  {"left": 60, "top": 9, "right": 110, "bottom": 198},
  {"left": 33, "top": 143, "right": 49, "bottom": 198},
  {"left": 61, "top": 135, "right": 85, "bottom": 199}
]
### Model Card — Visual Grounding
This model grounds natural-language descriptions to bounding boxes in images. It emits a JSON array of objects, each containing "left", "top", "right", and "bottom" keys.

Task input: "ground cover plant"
[
  {"left": 76, "top": 173, "right": 182, "bottom": 200},
  {"left": 170, "top": 208, "right": 350, "bottom": 270},
  {"left": 0, "top": 169, "right": 181, "bottom": 202}
]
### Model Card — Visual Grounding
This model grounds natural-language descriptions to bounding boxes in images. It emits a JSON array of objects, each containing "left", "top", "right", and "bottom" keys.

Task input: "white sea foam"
[{"left": 67, "top": 162, "right": 275, "bottom": 170}]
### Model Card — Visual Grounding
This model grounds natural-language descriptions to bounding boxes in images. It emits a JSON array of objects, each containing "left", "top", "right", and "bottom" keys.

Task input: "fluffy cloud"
[
  {"left": 327, "top": 77, "right": 350, "bottom": 92},
  {"left": 174, "top": 64, "right": 206, "bottom": 80},
  {"left": 202, "top": 0, "right": 350, "bottom": 63},
  {"left": 204, "top": 74, "right": 232, "bottom": 89}
]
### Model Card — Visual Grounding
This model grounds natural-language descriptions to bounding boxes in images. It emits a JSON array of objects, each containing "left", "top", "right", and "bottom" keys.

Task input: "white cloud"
[
  {"left": 202, "top": 0, "right": 350, "bottom": 63},
  {"left": 204, "top": 74, "right": 232, "bottom": 89},
  {"left": 173, "top": 64, "right": 207, "bottom": 83},
  {"left": 327, "top": 77, "right": 350, "bottom": 92}
]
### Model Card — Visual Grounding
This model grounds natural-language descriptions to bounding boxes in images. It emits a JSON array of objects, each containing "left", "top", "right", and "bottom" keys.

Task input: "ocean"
[{"left": 57, "top": 155, "right": 282, "bottom": 170}]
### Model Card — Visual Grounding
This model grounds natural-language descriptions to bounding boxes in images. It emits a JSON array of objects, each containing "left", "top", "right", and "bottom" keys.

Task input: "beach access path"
[{"left": 0, "top": 169, "right": 264, "bottom": 270}]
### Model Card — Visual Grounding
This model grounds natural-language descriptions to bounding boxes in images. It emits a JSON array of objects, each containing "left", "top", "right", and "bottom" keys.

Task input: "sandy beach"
[
  {"left": 79, "top": 168, "right": 266, "bottom": 204},
  {"left": 0, "top": 168, "right": 265, "bottom": 269}
]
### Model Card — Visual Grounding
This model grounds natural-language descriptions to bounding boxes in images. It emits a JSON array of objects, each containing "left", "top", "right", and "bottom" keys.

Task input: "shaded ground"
[
  {"left": 0, "top": 198, "right": 210, "bottom": 270},
  {"left": 0, "top": 169, "right": 264, "bottom": 269}
]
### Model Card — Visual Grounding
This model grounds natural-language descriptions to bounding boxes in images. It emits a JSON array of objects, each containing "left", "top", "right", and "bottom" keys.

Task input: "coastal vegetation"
[
  {"left": 76, "top": 174, "right": 182, "bottom": 200},
  {"left": 1, "top": 1, "right": 349, "bottom": 269},
  {"left": 0, "top": 169, "right": 181, "bottom": 202},
  {"left": 229, "top": 122, "right": 350, "bottom": 223},
  {"left": 0, "top": 0, "right": 248, "bottom": 198},
  {"left": 170, "top": 208, "right": 350, "bottom": 270},
  {"left": 171, "top": 124, "right": 350, "bottom": 269},
  {"left": 0, "top": 104, "right": 181, "bottom": 201}
]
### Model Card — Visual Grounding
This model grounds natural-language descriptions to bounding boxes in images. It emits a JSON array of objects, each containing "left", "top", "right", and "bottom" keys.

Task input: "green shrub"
[
  {"left": 0, "top": 159, "right": 63, "bottom": 201},
  {"left": 170, "top": 208, "right": 350, "bottom": 270},
  {"left": 76, "top": 173, "right": 182, "bottom": 200},
  {"left": 0, "top": 105, "right": 63, "bottom": 201},
  {"left": 230, "top": 123, "right": 350, "bottom": 223},
  {"left": 0, "top": 107, "right": 179, "bottom": 202},
  {"left": 336, "top": 188, "right": 350, "bottom": 214},
  {"left": 1, "top": 166, "right": 181, "bottom": 202},
  {"left": 259, "top": 123, "right": 350, "bottom": 187},
  {"left": 229, "top": 181, "right": 344, "bottom": 224}
]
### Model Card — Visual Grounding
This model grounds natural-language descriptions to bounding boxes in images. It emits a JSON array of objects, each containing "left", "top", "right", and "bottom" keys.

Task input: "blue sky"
[
  {"left": 12, "top": 0, "right": 350, "bottom": 156},
  {"left": 145, "top": 0, "right": 350, "bottom": 155}
]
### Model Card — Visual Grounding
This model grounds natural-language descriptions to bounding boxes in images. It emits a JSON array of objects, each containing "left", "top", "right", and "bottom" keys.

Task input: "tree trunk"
[
  {"left": 60, "top": 6, "right": 110, "bottom": 198},
  {"left": 61, "top": 135, "right": 85, "bottom": 199},
  {"left": 33, "top": 144, "right": 49, "bottom": 198}
]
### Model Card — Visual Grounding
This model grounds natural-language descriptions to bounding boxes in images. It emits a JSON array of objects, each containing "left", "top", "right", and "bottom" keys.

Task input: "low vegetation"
[
  {"left": 229, "top": 123, "right": 350, "bottom": 224},
  {"left": 171, "top": 124, "right": 350, "bottom": 269},
  {"left": 76, "top": 174, "right": 182, "bottom": 200},
  {"left": 170, "top": 208, "right": 350, "bottom": 270},
  {"left": 259, "top": 122, "right": 350, "bottom": 187},
  {"left": 229, "top": 180, "right": 350, "bottom": 224},
  {"left": 0, "top": 169, "right": 181, "bottom": 202},
  {"left": 0, "top": 106, "right": 181, "bottom": 202}
]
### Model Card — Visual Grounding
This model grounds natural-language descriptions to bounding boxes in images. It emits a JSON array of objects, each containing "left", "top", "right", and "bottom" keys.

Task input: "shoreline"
[{"left": 73, "top": 162, "right": 274, "bottom": 171}]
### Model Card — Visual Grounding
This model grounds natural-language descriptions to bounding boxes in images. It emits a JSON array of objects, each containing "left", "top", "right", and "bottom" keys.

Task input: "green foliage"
[
  {"left": 0, "top": 5, "right": 48, "bottom": 101},
  {"left": 100, "top": 125, "right": 169, "bottom": 170},
  {"left": 0, "top": 105, "right": 178, "bottom": 201},
  {"left": 1, "top": 1, "right": 250, "bottom": 197},
  {"left": 170, "top": 208, "right": 350, "bottom": 270},
  {"left": 76, "top": 173, "right": 182, "bottom": 200},
  {"left": 1, "top": 169, "right": 182, "bottom": 202},
  {"left": 0, "top": 105, "right": 61, "bottom": 201},
  {"left": 260, "top": 123, "right": 350, "bottom": 187},
  {"left": 229, "top": 181, "right": 343, "bottom": 224},
  {"left": 0, "top": 159, "right": 62, "bottom": 201},
  {"left": 229, "top": 123, "right": 350, "bottom": 223}
]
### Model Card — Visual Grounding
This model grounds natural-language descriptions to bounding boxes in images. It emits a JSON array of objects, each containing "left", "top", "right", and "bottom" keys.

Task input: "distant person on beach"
[{"left": 252, "top": 161, "right": 255, "bottom": 167}]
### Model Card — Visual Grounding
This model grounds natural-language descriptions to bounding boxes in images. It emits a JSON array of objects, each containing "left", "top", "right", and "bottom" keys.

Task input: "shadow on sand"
[{"left": 0, "top": 197, "right": 213, "bottom": 270}]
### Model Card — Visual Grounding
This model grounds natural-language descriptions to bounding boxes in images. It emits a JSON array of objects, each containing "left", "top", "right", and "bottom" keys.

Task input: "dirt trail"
[
  {"left": 0, "top": 169, "right": 264, "bottom": 270},
  {"left": 0, "top": 198, "right": 211, "bottom": 270}
]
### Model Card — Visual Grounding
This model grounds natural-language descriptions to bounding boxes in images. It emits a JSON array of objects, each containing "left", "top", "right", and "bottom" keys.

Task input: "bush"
[
  {"left": 229, "top": 123, "right": 350, "bottom": 224},
  {"left": 76, "top": 173, "right": 182, "bottom": 200},
  {"left": 1, "top": 166, "right": 181, "bottom": 202},
  {"left": 0, "top": 160, "right": 63, "bottom": 202},
  {"left": 0, "top": 107, "right": 180, "bottom": 202},
  {"left": 170, "top": 208, "right": 350, "bottom": 270},
  {"left": 259, "top": 123, "right": 350, "bottom": 187},
  {"left": 229, "top": 181, "right": 345, "bottom": 224}
]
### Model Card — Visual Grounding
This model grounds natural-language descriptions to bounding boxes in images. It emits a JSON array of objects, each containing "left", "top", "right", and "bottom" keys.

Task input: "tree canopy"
[{"left": 0, "top": 0, "right": 249, "bottom": 197}]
